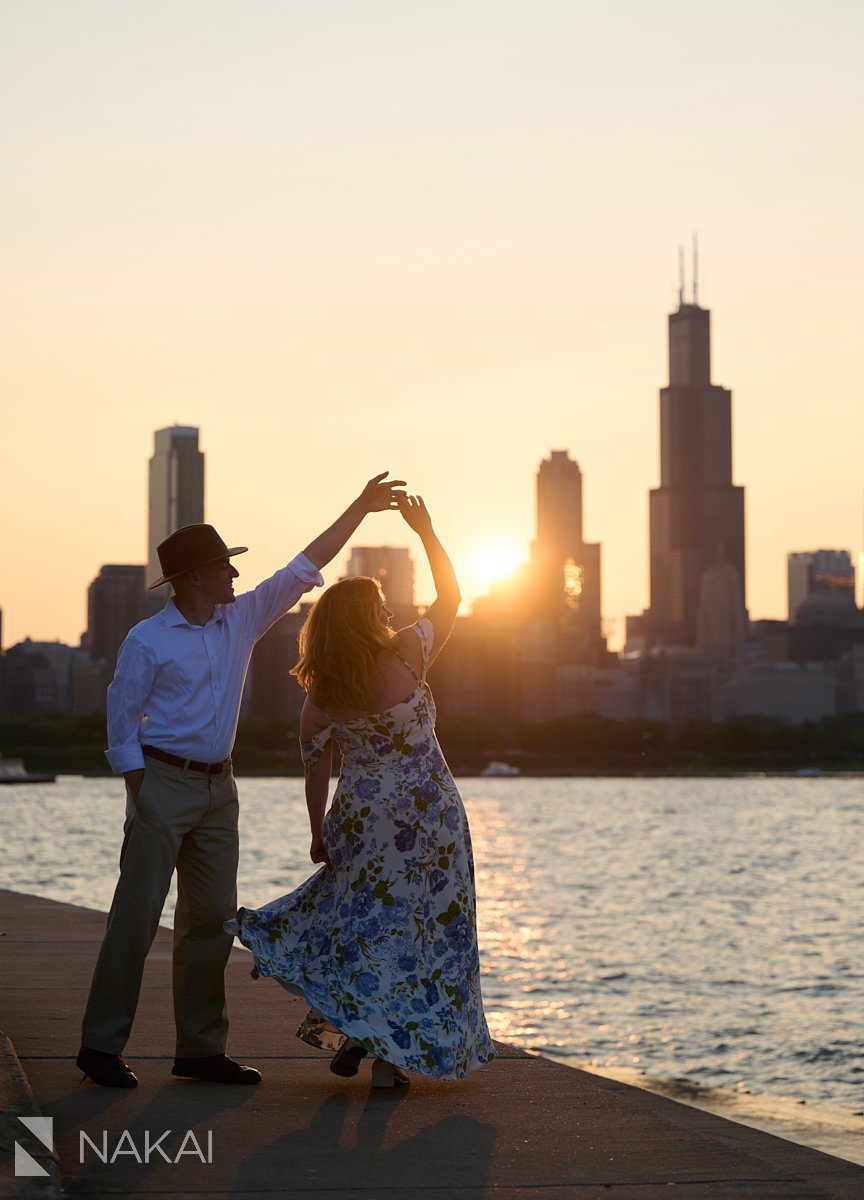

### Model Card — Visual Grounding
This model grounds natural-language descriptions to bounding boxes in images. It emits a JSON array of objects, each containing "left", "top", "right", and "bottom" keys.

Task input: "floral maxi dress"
[{"left": 225, "top": 618, "right": 497, "bottom": 1080}]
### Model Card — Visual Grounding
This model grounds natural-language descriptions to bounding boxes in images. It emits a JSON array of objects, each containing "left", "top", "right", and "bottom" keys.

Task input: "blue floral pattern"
[{"left": 226, "top": 618, "right": 496, "bottom": 1080}]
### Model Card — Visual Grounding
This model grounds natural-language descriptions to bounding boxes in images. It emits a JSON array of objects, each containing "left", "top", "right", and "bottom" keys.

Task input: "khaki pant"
[{"left": 81, "top": 755, "right": 240, "bottom": 1058}]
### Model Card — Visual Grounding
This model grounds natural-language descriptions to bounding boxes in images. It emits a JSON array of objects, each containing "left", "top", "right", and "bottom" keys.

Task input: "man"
[{"left": 77, "top": 472, "right": 405, "bottom": 1087}]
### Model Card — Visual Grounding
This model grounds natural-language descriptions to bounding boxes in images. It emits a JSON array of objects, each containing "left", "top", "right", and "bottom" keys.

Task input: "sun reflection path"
[
  {"left": 467, "top": 789, "right": 592, "bottom": 1052},
  {"left": 461, "top": 779, "right": 731, "bottom": 1076}
]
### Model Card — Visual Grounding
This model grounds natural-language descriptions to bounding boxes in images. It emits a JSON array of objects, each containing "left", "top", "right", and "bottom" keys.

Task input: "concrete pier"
[{"left": 1, "top": 888, "right": 862, "bottom": 1198}]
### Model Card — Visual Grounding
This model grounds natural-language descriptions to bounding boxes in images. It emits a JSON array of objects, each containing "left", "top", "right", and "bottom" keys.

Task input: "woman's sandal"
[
  {"left": 330, "top": 1038, "right": 368, "bottom": 1077},
  {"left": 371, "top": 1058, "right": 410, "bottom": 1089}
]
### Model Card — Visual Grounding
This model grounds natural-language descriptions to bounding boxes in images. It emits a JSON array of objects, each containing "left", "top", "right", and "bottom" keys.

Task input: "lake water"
[{"left": 2, "top": 775, "right": 863, "bottom": 1163}]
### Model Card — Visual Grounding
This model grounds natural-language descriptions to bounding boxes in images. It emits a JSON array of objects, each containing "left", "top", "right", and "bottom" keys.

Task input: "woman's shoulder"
[
  {"left": 300, "top": 695, "right": 331, "bottom": 737},
  {"left": 394, "top": 620, "right": 428, "bottom": 669}
]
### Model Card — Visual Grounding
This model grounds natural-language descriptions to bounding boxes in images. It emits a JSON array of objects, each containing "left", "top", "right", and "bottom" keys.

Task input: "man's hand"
[
  {"left": 303, "top": 473, "right": 408, "bottom": 571},
  {"left": 360, "top": 472, "right": 407, "bottom": 513},
  {"left": 124, "top": 768, "right": 145, "bottom": 802}
]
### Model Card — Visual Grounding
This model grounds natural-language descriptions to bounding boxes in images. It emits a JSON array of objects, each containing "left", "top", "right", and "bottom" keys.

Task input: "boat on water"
[
  {"left": 480, "top": 760, "right": 521, "bottom": 778},
  {"left": 0, "top": 757, "right": 56, "bottom": 784}
]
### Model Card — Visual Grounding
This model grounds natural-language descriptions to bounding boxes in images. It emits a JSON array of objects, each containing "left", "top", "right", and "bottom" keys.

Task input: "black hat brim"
[{"left": 149, "top": 546, "right": 249, "bottom": 590}]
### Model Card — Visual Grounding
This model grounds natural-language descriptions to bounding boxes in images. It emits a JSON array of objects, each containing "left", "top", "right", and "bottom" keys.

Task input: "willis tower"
[{"left": 647, "top": 252, "right": 746, "bottom": 648}]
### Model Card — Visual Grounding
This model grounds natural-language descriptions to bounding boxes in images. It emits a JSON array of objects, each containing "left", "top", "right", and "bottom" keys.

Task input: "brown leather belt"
[{"left": 142, "top": 744, "right": 231, "bottom": 775}]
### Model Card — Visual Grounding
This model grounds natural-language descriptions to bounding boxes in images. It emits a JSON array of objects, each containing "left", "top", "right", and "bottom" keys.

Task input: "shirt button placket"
[{"left": 206, "top": 627, "right": 218, "bottom": 762}]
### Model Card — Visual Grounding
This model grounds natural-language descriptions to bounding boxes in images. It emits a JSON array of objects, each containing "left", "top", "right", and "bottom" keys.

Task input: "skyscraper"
[
  {"left": 344, "top": 546, "right": 417, "bottom": 628},
  {"left": 787, "top": 549, "right": 856, "bottom": 623},
  {"left": 246, "top": 605, "right": 310, "bottom": 722},
  {"left": 530, "top": 450, "right": 601, "bottom": 636},
  {"left": 647, "top": 271, "right": 746, "bottom": 647},
  {"left": 86, "top": 565, "right": 147, "bottom": 666},
  {"left": 697, "top": 555, "right": 746, "bottom": 659},
  {"left": 470, "top": 450, "right": 608, "bottom": 679},
  {"left": 858, "top": 495, "right": 864, "bottom": 609},
  {"left": 147, "top": 426, "right": 204, "bottom": 605}
]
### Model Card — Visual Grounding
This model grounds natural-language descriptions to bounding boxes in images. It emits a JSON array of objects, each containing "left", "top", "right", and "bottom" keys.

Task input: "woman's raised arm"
[{"left": 396, "top": 494, "right": 460, "bottom": 665}]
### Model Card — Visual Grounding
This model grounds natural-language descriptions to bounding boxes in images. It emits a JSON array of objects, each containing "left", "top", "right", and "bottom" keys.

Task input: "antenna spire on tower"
[
  {"left": 678, "top": 245, "right": 685, "bottom": 307},
  {"left": 692, "top": 230, "right": 699, "bottom": 305}
]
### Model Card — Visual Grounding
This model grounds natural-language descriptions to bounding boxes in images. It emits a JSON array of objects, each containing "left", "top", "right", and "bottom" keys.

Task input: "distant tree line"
[
  {"left": 434, "top": 713, "right": 864, "bottom": 773},
  {"left": 3, "top": 712, "right": 864, "bottom": 775}
]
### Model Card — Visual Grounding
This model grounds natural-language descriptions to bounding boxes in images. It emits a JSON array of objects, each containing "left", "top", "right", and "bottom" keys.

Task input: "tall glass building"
[{"left": 147, "top": 426, "right": 205, "bottom": 609}]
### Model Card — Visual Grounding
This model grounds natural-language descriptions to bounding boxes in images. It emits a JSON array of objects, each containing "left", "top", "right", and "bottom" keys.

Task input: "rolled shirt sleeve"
[
  {"left": 105, "top": 635, "right": 157, "bottom": 774},
  {"left": 235, "top": 551, "right": 325, "bottom": 641}
]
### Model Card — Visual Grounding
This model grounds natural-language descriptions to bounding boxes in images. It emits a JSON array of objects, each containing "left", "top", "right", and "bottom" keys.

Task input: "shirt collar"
[
  {"left": 164, "top": 598, "right": 224, "bottom": 629},
  {"left": 164, "top": 599, "right": 188, "bottom": 627}
]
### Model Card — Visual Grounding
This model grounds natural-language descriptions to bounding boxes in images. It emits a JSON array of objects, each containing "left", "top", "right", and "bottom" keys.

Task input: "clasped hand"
[
  {"left": 359, "top": 474, "right": 433, "bottom": 540},
  {"left": 360, "top": 472, "right": 407, "bottom": 512},
  {"left": 310, "top": 831, "right": 331, "bottom": 867},
  {"left": 396, "top": 492, "right": 433, "bottom": 536}
]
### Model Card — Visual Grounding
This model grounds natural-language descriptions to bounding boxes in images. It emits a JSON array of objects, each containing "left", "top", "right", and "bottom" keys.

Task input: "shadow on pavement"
[{"left": 233, "top": 1089, "right": 497, "bottom": 1194}]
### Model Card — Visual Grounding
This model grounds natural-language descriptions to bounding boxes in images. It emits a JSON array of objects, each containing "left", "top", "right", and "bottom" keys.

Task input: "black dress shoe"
[
  {"left": 330, "top": 1039, "right": 368, "bottom": 1077},
  {"left": 77, "top": 1045, "right": 138, "bottom": 1088},
  {"left": 171, "top": 1053, "right": 261, "bottom": 1084}
]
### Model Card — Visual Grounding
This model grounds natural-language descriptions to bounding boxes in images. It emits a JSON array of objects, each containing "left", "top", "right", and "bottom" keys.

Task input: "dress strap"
[
  {"left": 391, "top": 644, "right": 420, "bottom": 683},
  {"left": 411, "top": 617, "right": 434, "bottom": 680}
]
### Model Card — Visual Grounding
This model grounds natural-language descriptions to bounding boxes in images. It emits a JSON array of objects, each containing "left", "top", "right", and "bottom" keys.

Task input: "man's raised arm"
[
  {"left": 302, "top": 472, "right": 405, "bottom": 569},
  {"left": 237, "top": 472, "right": 406, "bottom": 639}
]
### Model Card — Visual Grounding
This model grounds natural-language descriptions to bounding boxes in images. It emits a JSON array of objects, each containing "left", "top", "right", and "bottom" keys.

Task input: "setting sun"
[{"left": 470, "top": 540, "right": 523, "bottom": 593}]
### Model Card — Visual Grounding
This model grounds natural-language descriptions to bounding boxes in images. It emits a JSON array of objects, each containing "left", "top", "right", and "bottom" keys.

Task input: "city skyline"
[
  {"left": 5, "top": 435, "right": 863, "bottom": 726},
  {"left": 3, "top": 272, "right": 862, "bottom": 653},
  {"left": 4, "top": 414, "right": 861, "bottom": 659},
  {"left": 2, "top": 3, "right": 862, "bottom": 650}
]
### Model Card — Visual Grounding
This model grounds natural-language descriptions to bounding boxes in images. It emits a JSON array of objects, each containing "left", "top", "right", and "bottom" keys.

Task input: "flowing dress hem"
[{"left": 225, "top": 911, "right": 497, "bottom": 1082}]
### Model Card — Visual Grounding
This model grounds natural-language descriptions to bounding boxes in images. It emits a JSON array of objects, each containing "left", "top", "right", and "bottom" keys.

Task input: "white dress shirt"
[{"left": 105, "top": 552, "right": 324, "bottom": 774}]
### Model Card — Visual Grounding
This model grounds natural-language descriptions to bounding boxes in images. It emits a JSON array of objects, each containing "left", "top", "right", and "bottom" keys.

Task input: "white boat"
[
  {"left": 480, "top": 761, "right": 520, "bottom": 778},
  {"left": 0, "top": 757, "right": 56, "bottom": 784}
]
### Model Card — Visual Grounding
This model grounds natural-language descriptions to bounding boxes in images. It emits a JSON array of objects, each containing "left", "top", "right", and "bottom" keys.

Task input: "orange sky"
[{"left": 2, "top": 2, "right": 863, "bottom": 652}]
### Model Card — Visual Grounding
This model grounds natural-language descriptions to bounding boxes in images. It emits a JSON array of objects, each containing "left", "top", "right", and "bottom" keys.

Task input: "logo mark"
[{"left": 15, "top": 1116, "right": 53, "bottom": 1177}]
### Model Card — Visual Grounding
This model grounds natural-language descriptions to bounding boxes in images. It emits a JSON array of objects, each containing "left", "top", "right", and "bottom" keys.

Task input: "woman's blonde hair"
[{"left": 291, "top": 576, "right": 394, "bottom": 710}]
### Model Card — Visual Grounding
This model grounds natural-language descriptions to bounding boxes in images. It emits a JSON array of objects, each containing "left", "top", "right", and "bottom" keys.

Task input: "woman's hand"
[
  {"left": 397, "top": 493, "right": 434, "bottom": 537},
  {"left": 310, "top": 831, "right": 331, "bottom": 866}
]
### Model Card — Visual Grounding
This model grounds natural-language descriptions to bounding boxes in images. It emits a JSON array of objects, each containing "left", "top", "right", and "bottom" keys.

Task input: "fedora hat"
[{"left": 149, "top": 524, "right": 248, "bottom": 589}]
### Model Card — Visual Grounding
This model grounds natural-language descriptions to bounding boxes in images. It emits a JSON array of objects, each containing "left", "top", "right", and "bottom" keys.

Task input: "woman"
[{"left": 226, "top": 494, "right": 496, "bottom": 1087}]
